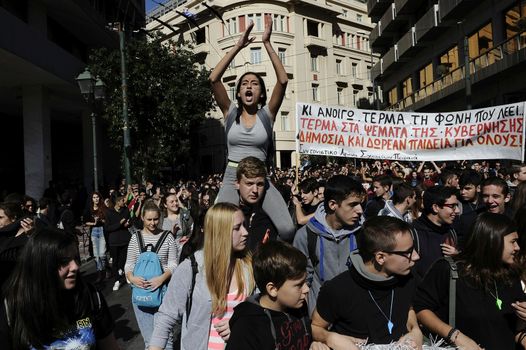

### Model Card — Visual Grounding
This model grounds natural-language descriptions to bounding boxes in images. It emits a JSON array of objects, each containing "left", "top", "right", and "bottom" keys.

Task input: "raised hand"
[
  {"left": 262, "top": 15, "right": 272, "bottom": 43},
  {"left": 236, "top": 21, "right": 255, "bottom": 48}
]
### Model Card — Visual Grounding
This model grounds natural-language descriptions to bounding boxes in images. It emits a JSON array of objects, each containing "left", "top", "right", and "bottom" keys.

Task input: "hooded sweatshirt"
[
  {"left": 227, "top": 294, "right": 311, "bottom": 350},
  {"left": 293, "top": 204, "right": 360, "bottom": 314}
]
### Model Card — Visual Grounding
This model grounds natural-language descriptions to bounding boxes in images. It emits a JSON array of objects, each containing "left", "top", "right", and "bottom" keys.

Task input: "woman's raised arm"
[
  {"left": 209, "top": 22, "right": 255, "bottom": 117},
  {"left": 263, "top": 15, "right": 288, "bottom": 121}
]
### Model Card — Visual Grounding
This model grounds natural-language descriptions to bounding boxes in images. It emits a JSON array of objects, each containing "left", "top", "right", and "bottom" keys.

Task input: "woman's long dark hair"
[
  {"left": 90, "top": 191, "right": 106, "bottom": 221},
  {"left": 4, "top": 228, "right": 88, "bottom": 349},
  {"left": 458, "top": 212, "right": 519, "bottom": 289},
  {"left": 235, "top": 71, "right": 267, "bottom": 123}
]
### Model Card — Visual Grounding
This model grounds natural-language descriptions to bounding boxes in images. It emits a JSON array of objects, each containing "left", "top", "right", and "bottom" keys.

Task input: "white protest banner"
[{"left": 296, "top": 102, "right": 525, "bottom": 161}]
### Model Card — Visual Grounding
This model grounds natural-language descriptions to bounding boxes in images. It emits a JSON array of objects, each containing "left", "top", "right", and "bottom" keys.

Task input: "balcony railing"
[{"left": 386, "top": 31, "right": 526, "bottom": 111}]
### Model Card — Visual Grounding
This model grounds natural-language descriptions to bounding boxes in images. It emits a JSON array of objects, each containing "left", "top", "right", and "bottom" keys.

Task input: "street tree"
[{"left": 88, "top": 33, "right": 214, "bottom": 182}]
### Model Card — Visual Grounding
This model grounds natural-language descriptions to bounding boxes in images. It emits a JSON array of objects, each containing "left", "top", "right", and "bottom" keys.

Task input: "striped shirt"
[
  {"left": 208, "top": 291, "right": 246, "bottom": 350},
  {"left": 124, "top": 230, "right": 179, "bottom": 274}
]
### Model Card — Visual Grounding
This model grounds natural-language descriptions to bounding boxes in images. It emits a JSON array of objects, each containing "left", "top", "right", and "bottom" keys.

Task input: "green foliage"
[{"left": 88, "top": 33, "right": 213, "bottom": 181}]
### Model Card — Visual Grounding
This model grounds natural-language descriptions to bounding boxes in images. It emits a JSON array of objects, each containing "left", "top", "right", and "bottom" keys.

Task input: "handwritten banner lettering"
[{"left": 296, "top": 102, "right": 525, "bottom": 161}]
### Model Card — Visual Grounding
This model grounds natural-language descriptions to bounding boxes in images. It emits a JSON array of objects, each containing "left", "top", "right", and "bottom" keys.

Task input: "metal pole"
[
  {"left": 464, "top": 35, "right": 472, "bottom": 110},
  {"left": 91, "top": 111, "right": 99, "bottom": 192},
  {"left": 119, "top": 23, "right": 132, "bottom": 185}
]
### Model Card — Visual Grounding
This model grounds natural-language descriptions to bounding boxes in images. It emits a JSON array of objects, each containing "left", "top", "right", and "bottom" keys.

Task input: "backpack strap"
[
  {"left": 153, "top": 230, "right": 171, "bottom": 254},
  {"left": 185, "top": 254, "right": 199, "bottom": 324},
  {"left": 444, "top": 256, "right": 458, "bottom": 328},
  {"left": 135, "top": 230, "right": 147, "bottom": 253},
  {"left": 306, "top": 226, "right": 319, "bottom": 268}
]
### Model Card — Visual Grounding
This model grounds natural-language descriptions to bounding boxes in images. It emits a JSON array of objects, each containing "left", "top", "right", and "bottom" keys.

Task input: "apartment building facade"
[
  {"left": 368, "top": 0, "right": 526, "bottom": 113},
  {"left": 0, "top": 0, "right": 144, "bottom": 197},
  {"left": 147, "top": 0, "right": 375, "bottom": 174}
]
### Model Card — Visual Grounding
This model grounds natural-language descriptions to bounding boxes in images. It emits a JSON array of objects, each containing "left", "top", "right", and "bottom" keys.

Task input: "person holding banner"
[{"left": 209, "top": 17, "right": 295, "bottom": 239}]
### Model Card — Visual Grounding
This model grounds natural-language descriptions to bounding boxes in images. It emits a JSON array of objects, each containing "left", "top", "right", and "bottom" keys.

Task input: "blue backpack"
[{"left": 131, "top": 230, "right": 170, "bottom": 308}]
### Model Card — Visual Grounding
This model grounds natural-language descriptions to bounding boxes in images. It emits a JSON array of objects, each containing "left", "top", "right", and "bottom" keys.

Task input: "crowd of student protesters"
[{"left": 2, "top": 157, "right": 526, "bottom": 349}]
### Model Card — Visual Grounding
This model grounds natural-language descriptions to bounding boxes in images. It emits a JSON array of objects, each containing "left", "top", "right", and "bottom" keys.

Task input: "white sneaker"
[{"left": 112, "top": 281, "right": 121, "bottom": 291}]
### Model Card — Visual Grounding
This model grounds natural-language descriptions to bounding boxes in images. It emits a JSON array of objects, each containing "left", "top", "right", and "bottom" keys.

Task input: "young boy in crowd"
[{"left": 227, "top": 241, "right": 328, "bottom": 350}]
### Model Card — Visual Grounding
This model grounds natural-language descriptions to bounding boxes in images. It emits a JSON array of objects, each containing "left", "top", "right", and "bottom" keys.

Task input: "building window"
[
  {"left": 350, "top": 34, "right": 356, "bottom": 49},
  {"left": 278, "top": 48, "right": 286, "bottom": 64},
  {"left": 419, "top": 62, "right": 433, "bottom": 89},
  {"left": 468, "top": 22, "right": 493, "bottom": 59},
  {"left": 356, "top": 14, "right": 363, "bottom": 22},
  {"left": 195, "top": 28, "right": 205, "bottom": 44},
  {"left": 273, "top": 14, "right": 286, "bottom": 32},
  {"left": 281, "top": 112, "right": 290, "bottom": 131},
  {"left": 439, "top": 46, "right": 460, "bottom": 80},
  {"left": 251, "top": 48, "right": 262, "bottom": 64},
  {"left": 228, "top": 58, "right": 236, "bottom": 69},
  {"left": 227, "top": 18, "right": 237, "bottom": 34},
  {"left": 352, "top": 90, "right": 358, "bottom": 106},
  {"left": 388, "top": 87, "right": 398, "bottom": 105},
  {"left": 228, "top": 83, "right": 236, "bottom": 101},
  {"left": 336, "top": 59, "right": 343, "bottom": 75},
  {"left": 311, "top": 54, "right": 318, "bottom": 72},
  {"left": 312, "top": 84, "right": 320, "bottom": 101},
  {"left": 337, "top": 87, "right": 344, "bottom": 105},
  {"left": 366, "top": 65, "right": 371, "bottom": 80},
  {"left": 342, "top": 9, "right": 348, "bottom": 18},
  {"left": 247, "top": 14, "right": 263, "bottom": 31},
  {"left": 351, "top": 62, "right": 358, "bottom": 77},
  {"left": 505, "top": 3, "right": 526, "bottom": 52},
  {"left": 307, "top": 20, "right": 319, "bottom": 37},
  {"left": 402, "top": 77, "right": 413, "bottom": 98}
]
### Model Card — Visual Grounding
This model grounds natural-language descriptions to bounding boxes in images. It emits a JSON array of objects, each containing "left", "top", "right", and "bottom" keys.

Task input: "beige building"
[{"left": 147, "top": 0, "right": 375, "bottom": 174}]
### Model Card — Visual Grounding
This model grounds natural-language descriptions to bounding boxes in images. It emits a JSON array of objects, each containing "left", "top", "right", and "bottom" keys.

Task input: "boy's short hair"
[
  {"left": 422, "top": 185, "right": 459, "bottom": 215},
  {"left": 391, "top": 182, "right": 415, "bottom": 205},
  {"left": 459, "top": 169, "right": 482, "bottom": 188},
  {"left": 372, "top": 175, "right": 392, "bottom": 188},
  {"left": 253, "top": 241, "right": 307, "bottom": 294},
  {"left": 236, "top": 156, "right": 267, "bottom": 181},
  {"left": 324, "top": 175, "right": 365, "bottom": 214},
  {"left": 481, "top": 177, "right": 509, "bottom": 196},
  {"left": 357, "top": 216, "right": 412, "bottom": 262},
  {"left": 298, "top": 178, "right": 319, "bottom": 194}
]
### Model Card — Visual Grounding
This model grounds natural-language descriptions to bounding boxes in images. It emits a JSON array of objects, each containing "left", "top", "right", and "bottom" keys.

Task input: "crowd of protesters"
[{"left": 2, "top": 17, "right": 526, "bottom": 350}]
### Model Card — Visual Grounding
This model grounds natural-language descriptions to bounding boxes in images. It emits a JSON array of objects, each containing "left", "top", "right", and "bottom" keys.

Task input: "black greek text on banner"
[{"left": 295, "top": 102, "right": 525, "bottom": 161}]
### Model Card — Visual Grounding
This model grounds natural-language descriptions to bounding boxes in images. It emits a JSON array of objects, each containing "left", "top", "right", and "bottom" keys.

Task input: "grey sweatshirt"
[
  {"left": 293, "top": 204, "right": 360, "bottom": 315},
  {"left": 150, "top": 250, "right": 253, "bottom": 349}
]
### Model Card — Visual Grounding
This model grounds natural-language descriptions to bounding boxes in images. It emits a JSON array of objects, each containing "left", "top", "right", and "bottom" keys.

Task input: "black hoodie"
[{"left": 227, "top": 294, "right": 312, "bottom": 350}]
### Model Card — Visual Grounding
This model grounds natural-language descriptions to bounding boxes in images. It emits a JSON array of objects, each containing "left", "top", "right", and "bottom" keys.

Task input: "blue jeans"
[
  {"left": 132, "top": 303, "right": 173, "bottom": 350},
  {"left": 91, "top": 227, "right": 106, "bottom": 271}
]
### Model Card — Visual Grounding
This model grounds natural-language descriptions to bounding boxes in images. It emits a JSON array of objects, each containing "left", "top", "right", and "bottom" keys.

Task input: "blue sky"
[{"left": 146, "top": 0, "right": 163, "bottom": 13}]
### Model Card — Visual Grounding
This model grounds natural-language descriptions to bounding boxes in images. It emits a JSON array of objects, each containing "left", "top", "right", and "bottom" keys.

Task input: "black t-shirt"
[
  {"left": 0, "top": 284, "right": 114, "bottom": 349},
  {"left": 413, "top": 259, "right": 525, "bottom": 350},
  {"left": 243, "top": 205, "right": 278, "bottom": 252},
  {"left": 316, "top": 266, "right": 417, "bottom": 344}
]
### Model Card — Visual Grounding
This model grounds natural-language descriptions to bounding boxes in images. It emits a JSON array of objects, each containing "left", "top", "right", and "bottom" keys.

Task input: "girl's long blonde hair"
[{"left": 203, "top": 202, "right": 253, "bottom": 316}]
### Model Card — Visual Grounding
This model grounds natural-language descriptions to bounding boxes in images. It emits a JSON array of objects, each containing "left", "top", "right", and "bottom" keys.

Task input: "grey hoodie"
[{"left": 293, "top": 204, "right": 360, "bottom": 315}]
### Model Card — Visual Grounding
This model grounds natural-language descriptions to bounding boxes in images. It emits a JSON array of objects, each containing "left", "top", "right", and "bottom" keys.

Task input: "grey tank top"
[{"left": 226, "top": 103, "right": 271, "bottom": 162}]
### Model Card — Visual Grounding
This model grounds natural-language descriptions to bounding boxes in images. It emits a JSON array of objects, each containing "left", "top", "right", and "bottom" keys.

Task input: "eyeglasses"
[
  {"left": 441, "top": 203, "right": 459, "bottom": 209},
  {"left": 384, "top": 245, "right": 415, "bottom": 261}
]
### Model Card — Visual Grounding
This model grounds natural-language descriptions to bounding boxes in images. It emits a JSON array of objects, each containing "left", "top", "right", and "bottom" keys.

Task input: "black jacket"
[
  {"left": 104, "top": 207, "right": 131, "bottom": 246},
  {"left": 413, "top": 215, "right": 457, "bottom": 279},
  {"left": 227, "top": 294, "right": 312, "bottom": 350}
]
